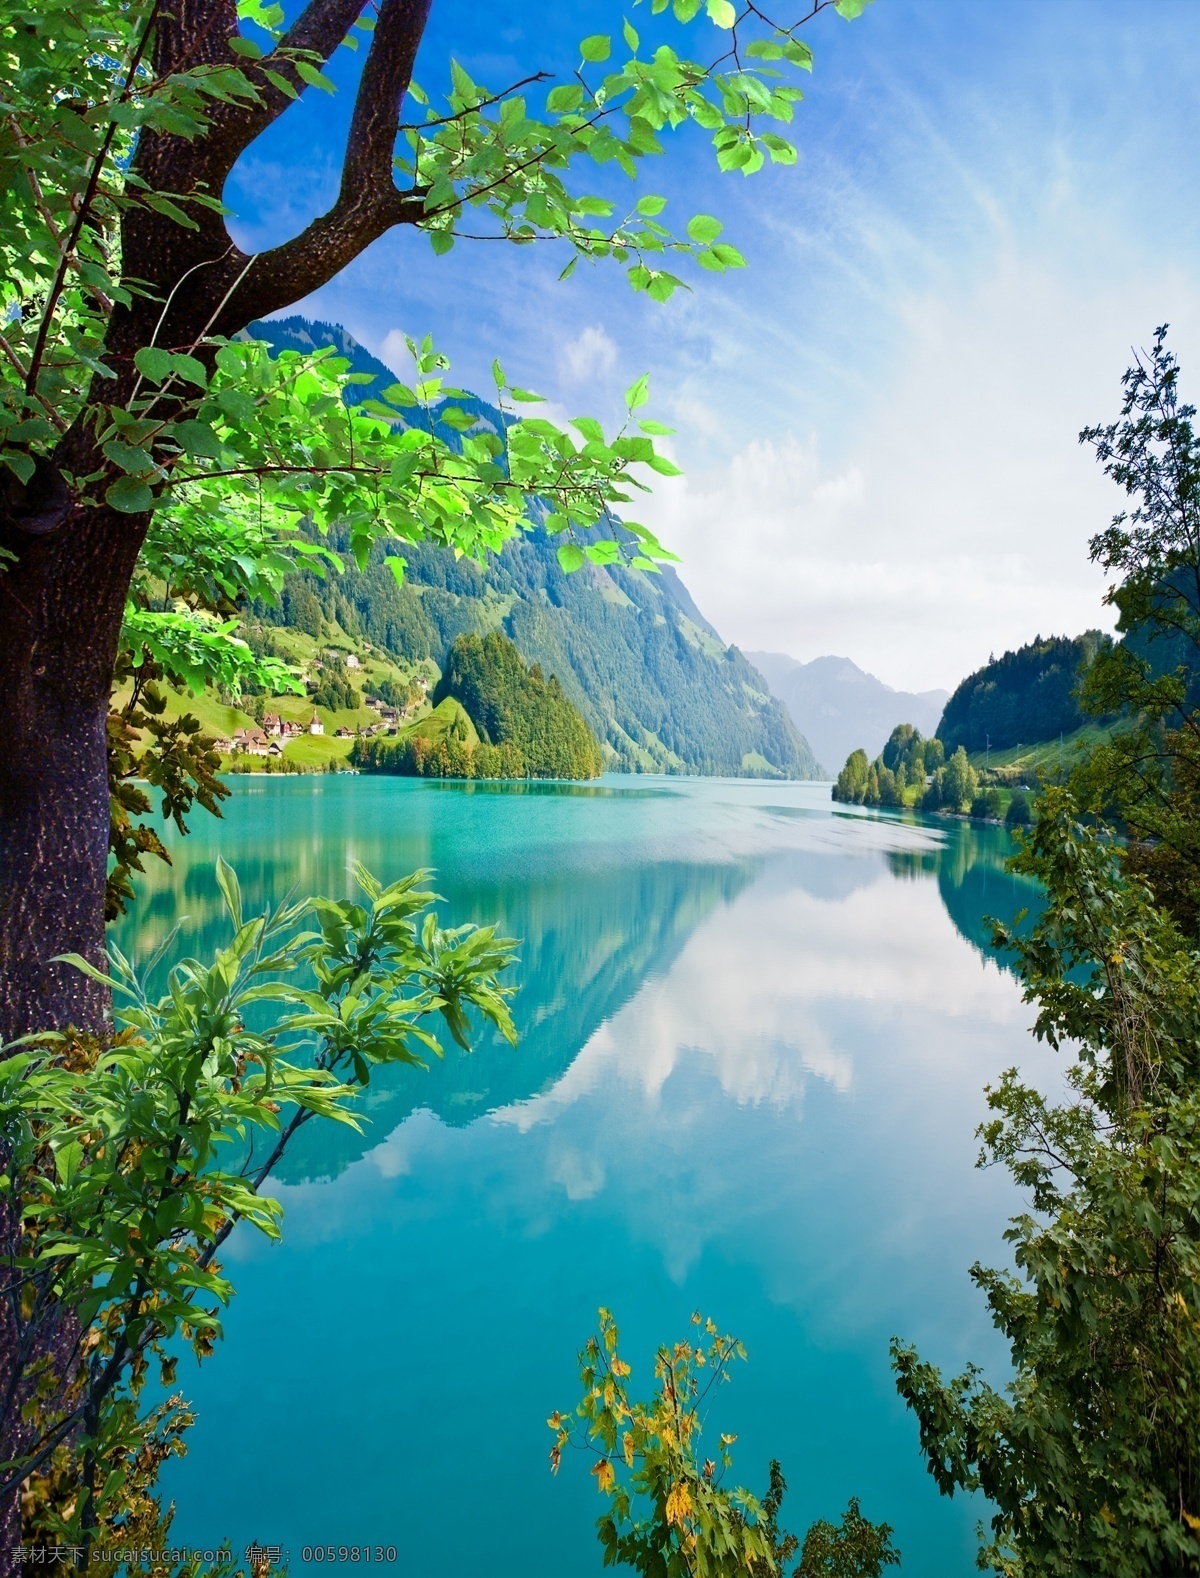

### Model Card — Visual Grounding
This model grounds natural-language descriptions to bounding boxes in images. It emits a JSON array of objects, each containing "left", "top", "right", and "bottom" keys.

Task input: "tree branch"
[{"left": 208, "top": 0, "right": 432, "bottom": 327}]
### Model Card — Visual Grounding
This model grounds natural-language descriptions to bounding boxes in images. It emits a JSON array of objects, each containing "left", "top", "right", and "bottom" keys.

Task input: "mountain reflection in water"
[{"left": 116, "top": 777, "right": 1049, "bottom": 1578}]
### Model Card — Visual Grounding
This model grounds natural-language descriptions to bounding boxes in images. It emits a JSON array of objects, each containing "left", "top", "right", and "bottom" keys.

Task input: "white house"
[{"left": 308, "top": 711, "right": 324, "bottom": 736}]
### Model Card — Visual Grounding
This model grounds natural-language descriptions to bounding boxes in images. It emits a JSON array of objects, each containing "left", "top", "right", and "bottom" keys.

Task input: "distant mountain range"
[
  {"left": 251, "top": 317, "right": 822, "bottom": 779},
  {"left": 745, "top": 652, "right": 949, "bottom": 773}
]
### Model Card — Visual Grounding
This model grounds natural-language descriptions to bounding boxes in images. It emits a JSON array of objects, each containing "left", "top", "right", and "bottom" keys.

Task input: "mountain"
[
  {"left": 249, "top": 316, "right": 822, "bottom": 779},
  {"left": 745, "top": 651, "right": 949, "bottom": 774},
  {"left": 937, "top": 632, "right": 1110, "bottom": 754}
]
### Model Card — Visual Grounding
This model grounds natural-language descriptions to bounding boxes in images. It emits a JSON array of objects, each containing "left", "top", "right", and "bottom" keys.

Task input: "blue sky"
[{"left": 230, "top": 0, "right": 1200, "bottom": 691}]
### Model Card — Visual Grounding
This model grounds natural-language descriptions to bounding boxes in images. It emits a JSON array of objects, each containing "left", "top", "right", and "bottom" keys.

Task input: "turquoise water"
[{"left": 118, "top": 775, "right": 1051, "bottom": 1576}]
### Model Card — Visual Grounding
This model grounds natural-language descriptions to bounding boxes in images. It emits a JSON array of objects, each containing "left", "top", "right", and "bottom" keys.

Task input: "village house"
[
  {"left": 233, "top": 726, "right": 269, "bottom": 756},
  {"left": 262, "top": 712, "right": 282, "bottom": 737},
  {"left": 334, "top": 726, "right": 354, "bottom": 738}
]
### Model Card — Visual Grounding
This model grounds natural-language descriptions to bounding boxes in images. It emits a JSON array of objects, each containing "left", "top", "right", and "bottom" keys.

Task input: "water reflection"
[{"left": 121, "top": 779, "right": 1051, "bottom": 1578}]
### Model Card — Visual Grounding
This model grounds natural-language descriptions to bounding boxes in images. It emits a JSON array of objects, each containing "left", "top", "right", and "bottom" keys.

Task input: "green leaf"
[
  {"left": 623, "top": 20, "right": 639, "bottom": 50},
  {"left": 171, "top": 420, "right": 223, "bottom": 458},
  {"left": 295, "top": 59, "right": 336, "bottom": 93},
  {"left": 134, "top": 346, "right": 174, "bottom": 384},
  {"left": 385, "top": 555, "right": 407, "bottom": 587},
  {"left": 508, "top": 387, "right": 545, "bottom": 404},
  {"left": 711, "top": 242, "right": 746, "bottom": 267},
  {"left": 547, "top": 84, "right": 584, "bottom": 114},
  {"left": 687, "top": 213, "right": 724, "bottom": 244},
  {"left": 834, "top": 0, "right": 874, "bottom": 15},
  {"left": 0, "top": 449, "right": 34, "bottom": 484},
  {"left": 106, "top": 476, "right": 154, "bottom": 514},
  {"left": 102, "top": 440, "right": 152, "bottom": 474},
  {"left": 706, "top": 0, "right": 736, "bottom": 26},
  {"left": 624, "top": 374, "right": 650, "bottom": 411},
  {"left": 215, "top": 855, "right": 243, "bottom": 931},
  {"left": 636, "top": 194, "right": 667, "bottom": 217},
  {"left": 557, "top": 543, "right": 586, "bottom": 572},
  {"left": 429, "top": 228, "right": 455, "bottom": 255},
  {"left": 263, "top": 68, "right": 299, "bottom": 99},
  {"left": 580, "top": 34, "right": 612, "bottom": 62}
]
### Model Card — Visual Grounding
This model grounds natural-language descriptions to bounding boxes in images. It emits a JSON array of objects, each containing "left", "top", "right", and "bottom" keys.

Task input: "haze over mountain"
[{"left": 746, "top": 651, "right": 949, "bottom": 774}]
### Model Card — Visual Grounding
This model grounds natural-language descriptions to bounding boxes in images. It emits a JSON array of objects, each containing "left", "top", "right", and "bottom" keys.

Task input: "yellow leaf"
[
  {"left": 665, "top": 1482, "right": 694, "bottom": 1527},
  {"left": 623, "top": 1431, "right": 635, "bottom": 1468},
  {"left": 592, "top": 1458, "right": 615, "bottom": 1494},
  {"left": 611, "top": 1357, "right": 631, "bottom": 1377},
  {"left": 1183, "top": 1510, "right": 1200, "bottom": 1532}
]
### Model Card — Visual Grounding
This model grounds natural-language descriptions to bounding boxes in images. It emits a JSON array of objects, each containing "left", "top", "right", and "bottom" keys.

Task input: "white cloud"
[
  {"left": 640, "top": 242, "right": 1200, "bottom": 693},
  {"left": 378, "top": 328, "right": 413, "bottom": 376},
  {"left": 559, "top": 323, "right": 618, "bottom": 385}
]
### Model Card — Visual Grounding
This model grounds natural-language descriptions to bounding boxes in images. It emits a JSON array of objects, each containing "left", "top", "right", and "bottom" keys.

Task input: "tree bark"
[{"left": 0, "top": 473, "right": 147, "bottom": 1044}]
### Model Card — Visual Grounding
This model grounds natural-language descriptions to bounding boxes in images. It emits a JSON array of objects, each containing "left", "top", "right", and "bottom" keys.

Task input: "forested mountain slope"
[
  {"left": 937, "top": 632, "right": 1111, "bottom": 753},
  {"left": 250, "top": 317, "right": 821, "bottom": 778}
]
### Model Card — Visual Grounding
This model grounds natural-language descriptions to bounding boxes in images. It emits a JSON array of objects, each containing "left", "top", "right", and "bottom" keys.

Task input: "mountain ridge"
[
  {"left": 746, "top": 650, "right": 948, "bottom": 773},
  {"left": 250, "top": 316, "right": 822, "bottom": 779}
]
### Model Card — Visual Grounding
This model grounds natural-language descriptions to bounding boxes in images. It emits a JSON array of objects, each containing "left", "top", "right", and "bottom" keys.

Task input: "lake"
[{"left": 117, "top": 774, "right": 1054, "bottom": 1576}]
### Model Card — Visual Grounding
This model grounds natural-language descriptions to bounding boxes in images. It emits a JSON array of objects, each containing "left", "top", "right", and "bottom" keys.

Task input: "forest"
[
  {"left": 937, "top": 631, "right": 1110, "bottom": 753},
  {"left": 352, "top": 632, "right": 603, "bottom": 780}
]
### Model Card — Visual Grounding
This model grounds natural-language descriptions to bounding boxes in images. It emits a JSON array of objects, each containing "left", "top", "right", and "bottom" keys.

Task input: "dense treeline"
[
  {"left": 433, "top": 632, "right": 603, "bottom": 778},
  {"left": 834, "top": 724, "right": 1033, "bottom": 822},
  {"left": 352, "top": 636, "right": 602, "bottom": 780},
  {"left": 250, "top": 320, "right": 820, "bottom": 779},
  {"left": 938, "top": 631, "right": 1110, "bottom": 752}
]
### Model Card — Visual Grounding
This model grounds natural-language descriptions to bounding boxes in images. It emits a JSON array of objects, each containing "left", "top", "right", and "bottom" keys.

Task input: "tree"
[
  {"left": 3, "top": 861, "right": 516, "bottom": 1556},
  {"left": 889, "top": 335, "right": 1200, "bottom": 1574},
  {"left": 1074, "top": 326, "right": 1200, "bottom": 935},
  {"left": 891, "top": 791, "right": 1200, "bottom": 1576},
  {"left": 552, "top": 1309, "right": 898, "bottom": 1577},
  {"left": 0, "top": 0, "right": 872, "bottom": 1042}
]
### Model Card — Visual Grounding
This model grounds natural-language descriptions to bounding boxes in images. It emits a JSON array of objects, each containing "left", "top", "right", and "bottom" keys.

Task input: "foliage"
[
  {"left": 1005, "top": 789, "right": 1034, "bottom": 826},
  {"left": 937, "top": 633, "right": 1110, "bottom": 756},
  {"left": 250, "top": 322, "right": 822, "bottom": 779},
  {"left": 1073, "top": 327, "right": 1200, "bottom": 935},
  {"left": 795, "top": 1497, "right": 899, "bottom": 1578},
  {"left": 368, "top": 675, "right": 424, "bottom": 712},
  {"left": 832, "top": 723, "right": 943, "bottom": 809},
  {"left": 551, "top": 1310, "right": 898, "bottom": 1578},
  {"left": 1, "top": 862, "right": 516, "bottom": 1553},
  {"left": 433, "top": 631, "right": 603, "bottom": 778},
  {"left": 891, "top": 786, "right": 1200, "bottom": 1577},
  {"left": 969, "top": 787, "right": 1004, "bottom": 821},
  {"left": 309, "top": 655, "right": 361, "bottom": 713}
]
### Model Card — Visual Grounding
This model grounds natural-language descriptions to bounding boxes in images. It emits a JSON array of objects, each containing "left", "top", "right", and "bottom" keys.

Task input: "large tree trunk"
[
  {"left": 0, "top": 486, "right": 145, "bottom": 1044},
  {"left": 0, "top": 482, "right": 146, "bottom": 1573}
]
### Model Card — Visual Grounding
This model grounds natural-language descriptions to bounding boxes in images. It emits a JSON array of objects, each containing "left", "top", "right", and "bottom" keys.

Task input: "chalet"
[
  {"left": 268, "top": 741, "right": 283, "bottom": 757},
  {"left": 233, "top": 726, "right": 269, "bottom": 756},
  {"left": 379, "top": 706, "right": 398, "bottom": 724},
  {"left": 307, "top": 711, "right": 325, "bottom": 736},
  {"left": 344, "top": 653, "right": 360, "bottom": 669},
  {"left": 213, "top": 737, "right": 233, "bottom": 754},
  {"left": 334, "top": 726, "right": 353, "bottom": 738},
  {"left": 281, "top": 718, "right": 303, "bottom": 738},
  {"left": 262, "top": 712, "right": 282, "bottom": 737}
]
